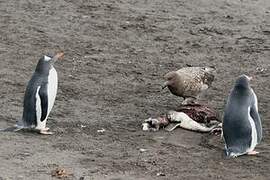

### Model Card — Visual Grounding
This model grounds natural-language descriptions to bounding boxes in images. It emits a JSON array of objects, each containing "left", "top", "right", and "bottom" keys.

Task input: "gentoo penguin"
[
  {"left": 222, "top": 75, "right": 262, "bottom": 157},
  {"left": 15, "top": 52, "right": 64, "bottom": 134},
  {"left": 162, "top": 66, "right": 215, "bottom": 104}
]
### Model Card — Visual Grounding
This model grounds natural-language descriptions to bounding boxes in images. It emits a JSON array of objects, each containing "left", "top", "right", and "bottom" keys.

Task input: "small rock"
[
  {"left": 142, "top": 122, "right": 150, "bottom": 131},
  {"left": 139, "top": 148, "right": 147, "bottom": 152},
  {"left": 51, "top": 167, "right": 73, "bottom": 178},
  {"left": 156, "top": 172, "right": 165, "bottom": 176},
  {"left": 256, "top": 67, "right": 267, "bottom": 73},
  {"left": 97, "top": 128, "right": 106, "bottom": 133}
]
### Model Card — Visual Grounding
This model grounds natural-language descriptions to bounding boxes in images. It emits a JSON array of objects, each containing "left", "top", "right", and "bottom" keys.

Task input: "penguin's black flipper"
[{"left": 39, "top": 84, "right": 48, "bottom": 122}]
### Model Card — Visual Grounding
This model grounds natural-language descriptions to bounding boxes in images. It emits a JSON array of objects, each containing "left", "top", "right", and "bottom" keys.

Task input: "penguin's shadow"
[
  {"left": 200, "top": 134, "right": 268, "bottom": 160},
  {"left": 199, "top": 133, "right": 230, "bottom": 159},
  {"left": 17, "top": 129, "right": 54, "bottom": 136},
  {"left": 199, "top": 133, "right": 223, "bottom": 150}
]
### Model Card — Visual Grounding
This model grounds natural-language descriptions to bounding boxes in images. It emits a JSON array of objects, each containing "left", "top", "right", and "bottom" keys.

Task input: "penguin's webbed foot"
[
  {"left": 39, "top": 129, "right": 53, "bottom": 135},
  {"left": 247, "top": 151, "right": 259, "bottom": 155},
  {"left": 43, "top": 127, "right": 50, "bottom": 131}
]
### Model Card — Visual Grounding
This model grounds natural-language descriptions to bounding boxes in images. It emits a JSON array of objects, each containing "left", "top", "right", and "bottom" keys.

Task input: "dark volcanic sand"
[{"left": 0, "top": 0, "right": 270, "bottom": 179}]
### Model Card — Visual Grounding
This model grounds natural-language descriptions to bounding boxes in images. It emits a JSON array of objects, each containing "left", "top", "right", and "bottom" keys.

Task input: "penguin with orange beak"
[
  {"left": 15, "top": 52, "right": 64, "bottom": 134},
  {"left": 223, "top": 75, "right": 262, "bottom": 157}
]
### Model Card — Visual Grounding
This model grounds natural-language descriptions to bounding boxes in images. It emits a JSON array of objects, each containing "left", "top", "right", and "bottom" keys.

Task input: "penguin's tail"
[
  {"left": 0, "top": 126, "right": 20, "bottom": 132},
  {"left": 0, "top": 126, "right": 23, "bottom": 132},
  {"left": 224, "top": 148, "right": 246, "bottom": 158}
]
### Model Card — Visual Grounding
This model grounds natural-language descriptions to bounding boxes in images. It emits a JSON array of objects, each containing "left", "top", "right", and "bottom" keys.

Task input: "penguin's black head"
[
  {"left": 35, "top": 55, "right": 53, "bottom": 74},
  {"left": 234, "top": 74, "right": 252, "bottom": 89},
  {"left": 35, "top": 52, "right": 64, "bottom": 74}
]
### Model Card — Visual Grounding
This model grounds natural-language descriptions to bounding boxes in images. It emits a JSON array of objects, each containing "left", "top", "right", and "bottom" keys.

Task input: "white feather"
[
  {"left": 36, "top": 86, "right": 46, "bottom": 129},
  {"left": 44, "top": 55, "right": 51, "bottom": 61},
  {"left": 251, "top": 88, "right": 258, "bottom": 111},
  {"left": 47, "top": 67, "right": 58, "bottom": 117},
  {"left": 247, "top": 106, "right": 257, "bottom": 153},
  {"left": 35, "top": 67, "right": 58, "bottom": 130}
]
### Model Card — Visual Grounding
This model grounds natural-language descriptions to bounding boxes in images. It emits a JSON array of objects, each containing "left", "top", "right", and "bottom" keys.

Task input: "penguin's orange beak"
[
  {"left": 51, "top": 52, "right": 64, "bottom": 64},
  {"left": 55, "top": 52, "right": 64, "bottom": 60}
]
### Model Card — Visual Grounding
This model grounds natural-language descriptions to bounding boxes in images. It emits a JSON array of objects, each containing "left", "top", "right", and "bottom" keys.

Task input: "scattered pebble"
[
  {"left": 97, "top": 128, "right": 106, "bottom": 133},
  {"left": 139, "top": 148, "right": 147, "bottom": 152},
  {"left": 256, "top": 67, "right": 267, "bottom": 73},
  {"left": 51, "top": 167, "right": 73, "bottom": 178},
  {"left": 156, "top": 172, "right": 166, "bottom": 176},
  {"left": 84, "top": 55, "right": 91, "bottom": 58},
  {"left": 224, "top": 15, "right": 233, "bottom": 19},
  {"left": 142, "top": 122, "right": 150, "bottom": 131}
]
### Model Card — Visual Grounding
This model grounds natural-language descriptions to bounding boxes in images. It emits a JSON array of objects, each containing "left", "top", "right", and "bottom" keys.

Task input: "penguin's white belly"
[
  {"left": 247, "top": 107, "right": 257, "bottom": 152},
  {"left": 35, "top": 86, "right": 42, "bottom": 129},
  {"left": 36, "top": 68, "right": 58, "bottom": 129},
  {"left": 47, "top": 68, "right": 58, "bottom": 116}
]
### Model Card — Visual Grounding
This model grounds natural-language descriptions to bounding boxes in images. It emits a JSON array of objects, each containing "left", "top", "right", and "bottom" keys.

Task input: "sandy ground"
[{"left": 0, "top": 0, "right": 270, "bottom": 179}]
